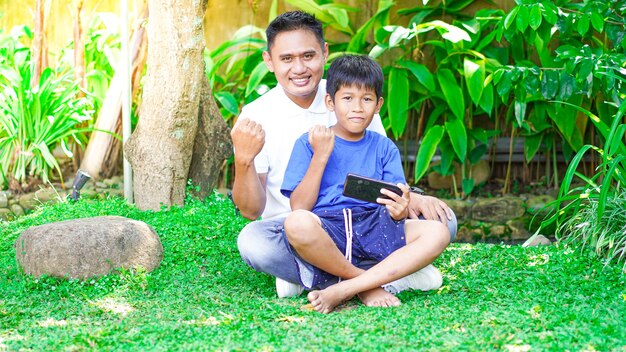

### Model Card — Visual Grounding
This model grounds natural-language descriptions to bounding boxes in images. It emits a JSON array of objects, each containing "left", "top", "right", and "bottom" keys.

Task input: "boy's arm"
[
  {"left": 289, "top": 126, "right": 335, "bottom": 211},
  {"left": 377, "top": 140, "right": 410, "bottom": 221}
]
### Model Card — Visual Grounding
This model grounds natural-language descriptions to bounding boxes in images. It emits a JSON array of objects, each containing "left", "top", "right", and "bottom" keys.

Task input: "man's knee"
[
  {"left": 284, "top": 209, "right": 318, "bottom": 246},
  {"left": 446, "top": 209, "right": 458, "bottom": 243},
  {"left": 236, "top": 220, "right": 282, "bottom": 271}
]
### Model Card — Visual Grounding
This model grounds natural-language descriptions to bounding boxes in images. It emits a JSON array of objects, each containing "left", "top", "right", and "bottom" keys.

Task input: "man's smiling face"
[{"left": 263, "top": 29, "right": 328, "bottom": 109}]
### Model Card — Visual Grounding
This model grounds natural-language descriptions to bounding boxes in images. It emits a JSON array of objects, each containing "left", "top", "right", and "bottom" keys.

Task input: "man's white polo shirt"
[{"left": 238, "top": 79, "right": 386, "bottom": 219}]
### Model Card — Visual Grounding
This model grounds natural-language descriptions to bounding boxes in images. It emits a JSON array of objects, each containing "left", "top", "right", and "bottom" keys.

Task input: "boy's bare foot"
[
  {"left": 357, "top": 287, "right": 401, "bottom": 307},
  {"left": 307, "top": 285, "right": 352, "bottom": 314},
  {"left": 307, "top": 285, "right": 400, "bottom": 314}
]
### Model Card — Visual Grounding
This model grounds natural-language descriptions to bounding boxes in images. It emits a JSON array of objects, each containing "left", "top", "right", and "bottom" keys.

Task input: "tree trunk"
[
  {"left": 126, "top": 0, "right": 228, "bottom": 210},
  {"left": 188, "top": 79, "right": 232, "bottom": 200}
]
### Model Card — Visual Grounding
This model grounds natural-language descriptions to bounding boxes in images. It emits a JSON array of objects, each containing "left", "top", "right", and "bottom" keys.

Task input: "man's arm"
[
  {"left": 231, "top": 118, "right": 267, "bottom": 220},
  {"left": 289, "top": 126, "right": 335, "bottom": 211}
]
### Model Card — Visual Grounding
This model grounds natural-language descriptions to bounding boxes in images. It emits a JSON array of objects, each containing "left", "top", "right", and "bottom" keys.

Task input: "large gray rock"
[
  {"left": 472, "top": 196, "right": 525, "bottom": 223},
  {"left": 14, "top": 216, "right": 163, "bottom": 279}
]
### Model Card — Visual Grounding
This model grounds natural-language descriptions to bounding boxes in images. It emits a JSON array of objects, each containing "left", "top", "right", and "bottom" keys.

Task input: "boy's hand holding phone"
[
  {"left": 308, "top": 125, "right": 335, "bottom": 162},
  {"left": 379, "top": 183, "right": 410, "bottom": 221},
  {"left": 342, "top": 174, "right": 410, "bottom": 221}
]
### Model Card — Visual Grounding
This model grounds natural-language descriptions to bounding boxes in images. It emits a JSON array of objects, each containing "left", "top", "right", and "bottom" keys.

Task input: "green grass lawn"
[{"left": 1, "top": 194, "right": 625, "bottom": 351}]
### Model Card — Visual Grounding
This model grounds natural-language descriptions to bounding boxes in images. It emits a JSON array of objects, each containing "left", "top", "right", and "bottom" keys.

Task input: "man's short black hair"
[
  {"left": 266, "top": 11, "right": 324, "bottom": 51},
  {"left": 326, "top": 54, "right": 384, "bottom": 100}
]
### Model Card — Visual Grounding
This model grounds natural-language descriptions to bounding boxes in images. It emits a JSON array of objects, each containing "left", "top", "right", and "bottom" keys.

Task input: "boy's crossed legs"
[{"left": 284, "top": 209, "right": 450, "bottom": 314}]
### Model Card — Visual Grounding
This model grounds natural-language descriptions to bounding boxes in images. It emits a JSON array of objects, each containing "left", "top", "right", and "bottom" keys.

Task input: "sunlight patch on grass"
[
  {"left": 0, "top": 330, "right": 26, "bottom": 347},
  {"left": 38, "top": 318, "right": 69, "bottom": 327},
  {"left": 183, "top": 316, "right": 221, "bottom": 326},
  {"left": 529, "top": 305, "right": 541, "bottom": 319},
  {"left": 447, "top": 243, "right": 477, "bottom": 251},
  {"left": 504, "top": 343, "right": 531, "bottom": 352},
  {"left": 459, "top": 261, "right": 481, "bottom": 273},
  {"left": 94, "top": 297, "right": 136, "bottom": 316},
  {"left": 527, "top": 254, "right": 550, "bottom": 266},
  {"left": 275, "top": 316, "right": 306, "bottom": 323}
]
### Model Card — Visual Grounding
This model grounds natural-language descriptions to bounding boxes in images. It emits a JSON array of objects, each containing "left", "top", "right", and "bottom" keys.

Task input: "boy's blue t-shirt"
[{"left": 281, "top": 130, "right": 406, "bottom": 213}]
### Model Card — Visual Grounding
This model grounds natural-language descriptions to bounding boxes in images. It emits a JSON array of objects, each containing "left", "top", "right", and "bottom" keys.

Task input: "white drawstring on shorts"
[{"left": 342, "top": 208, "right": 353, "bottom": 263}]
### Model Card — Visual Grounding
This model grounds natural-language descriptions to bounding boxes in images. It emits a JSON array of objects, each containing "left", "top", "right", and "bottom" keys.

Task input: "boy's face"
[
  {"left": 263, "top": 29, "right": 328, "bottom": 109},
  {"left": 325, "top": 84, "right": 383, "bottom": 141}
]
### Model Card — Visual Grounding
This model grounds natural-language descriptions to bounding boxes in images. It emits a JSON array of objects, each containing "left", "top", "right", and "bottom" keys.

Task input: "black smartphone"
[{"left": 342, "top": 173, "right": 403, "bottom": 204}]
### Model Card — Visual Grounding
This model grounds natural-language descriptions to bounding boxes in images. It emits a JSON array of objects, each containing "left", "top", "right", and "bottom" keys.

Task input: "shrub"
[{"left": 0, "top": 27, "right": 94, "bottom": 190}]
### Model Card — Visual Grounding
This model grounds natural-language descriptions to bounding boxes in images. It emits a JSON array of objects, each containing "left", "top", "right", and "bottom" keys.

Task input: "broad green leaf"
[
  {"left": 514, "top": 100, "right": 527, "bottom": 126},
  {"left": 555, "top": 45, "right": 579, "bottom": 59},
  {"left": 524, "top": 133, "right": 543, "bottom": 161},
  {"left": 437, "top": 69, "right": 465, "bottom": 120},
  {"left": 464, "top": 58, "right": 485, "bottom": 105},
  {"left": 388, "top": 67, "right": 409, "bottom": 139},
  {"left": 591, "top": 12, "right": 604, "bottom": 32},
  {"left": 608, "top": 124, "right": 626, "bottom": 156},
  {"left": 284, "top": 0, "right": 332, "bottom": 22},
  {"left": 389, "top": 26, "right": 412, "bottom": 47},
  {"left": 376, "top": 26, "right": 394, "bottom": 44},
  {"left": 516, "top": 5, "right": 529, "bottom": 33},
  {"left": 557, "top": 72, "right": 575, "bottom": 100},
  {"left": 469, "top": 128, "right": 500, "bottom": 144},
  {"left": 578, "top": 58, "right": 593, "bottom": 82},
  {"left": 447, "top": 0, "right": 475, "bottom": 12},
  {"left": 541, "top": 1, "right": 558, "bottom": 24},
  {"left": 437, "top": 139, "right": 455, "bottom": 175},
  {"left": 398, "top": 60, "right": 435, "bottom": 91},
  {"left": 479, "top": 83, "right": 494, "bottom": 115},
  {"left": 215, "top": 91, "right": 239, "bottom": 117},
  {"left": 462, "top": 178, "right": 475, "bottom": 195},
  {"left": 414, "top": 125, "right": 444, "bottom": 181},
  {"left": 285, "top": 0, "right": 352, "bottom": 35},
  {"left": 369, "top": 44, "right": 387, "bottom": 59},
  {"left": 347, "top": 3, "right": 392, "bottom": 52},
  {"left": 476, "top": 30, "right": 497, "bottom": 52},
  {"left": 540, "top": 69, "right": 559, "bottom": 99},
  {"left": 469, "top": 144, "right": 488, "bottom": 164},
  {"left": 322, "top": 4, "right": 351, "bottom": 30},
  {"left": 529, "top": 4, "right": 543, "bottom": 30},
  {"left": 577, "top": 15, "right": 590, "bottom": 36},
  {"left": 245, "top": 61, "right": 269, "bottom": 97},
  {"left": 428, "top": 20, "right": 471, "bottom": 43},
  {"left": 504, "top": 6, "right": 519, "bottom": 30},
  {"left": 445, "top": 115, "right": 467, "bottom": 161}
]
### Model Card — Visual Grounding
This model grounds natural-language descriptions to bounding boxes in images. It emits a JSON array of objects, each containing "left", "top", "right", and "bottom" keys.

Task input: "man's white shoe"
[
  {"left": 383, "top": 264, "right": 443, "bottom": 294},
  {"left": 276, "top": 278, "right": 304, "bottom": 298}
]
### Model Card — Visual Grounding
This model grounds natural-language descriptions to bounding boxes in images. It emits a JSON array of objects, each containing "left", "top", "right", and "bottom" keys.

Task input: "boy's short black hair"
[
  {"left": 266, "top": 11, "right": 324, "bottom": 51},
  {"left": 326, "top": 54, "right": 384, "bottom": 100}
]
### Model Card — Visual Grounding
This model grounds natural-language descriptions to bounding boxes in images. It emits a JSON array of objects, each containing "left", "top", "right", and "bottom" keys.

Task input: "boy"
[{"left": 281, "top": 55, "right": 450, "bottom": 313}]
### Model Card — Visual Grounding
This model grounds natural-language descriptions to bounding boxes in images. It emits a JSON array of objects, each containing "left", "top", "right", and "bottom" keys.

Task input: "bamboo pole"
[
  {"left": 79, "top": 4, "right": 147, "bottom": 181},
  {"left": 121, "top": 0, "right": 133, "bottom": 203}
]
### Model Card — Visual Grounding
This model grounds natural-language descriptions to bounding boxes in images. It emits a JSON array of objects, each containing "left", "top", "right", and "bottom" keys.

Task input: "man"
[{"left": 230, "top": 11, "right": 457, "bottom": 299}]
